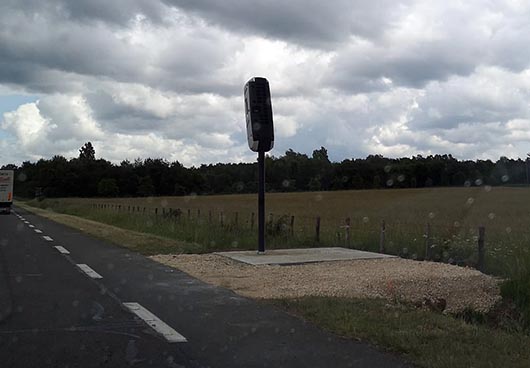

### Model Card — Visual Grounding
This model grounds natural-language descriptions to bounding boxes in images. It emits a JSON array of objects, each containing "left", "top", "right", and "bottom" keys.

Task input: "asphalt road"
[{"left": 0, "top": 207, "right": 411, "bottom": 368}]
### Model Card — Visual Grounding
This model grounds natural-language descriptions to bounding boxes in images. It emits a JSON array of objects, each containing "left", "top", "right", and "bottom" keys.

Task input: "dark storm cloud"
[
  {"left": 164, "top": 0, "right": 409, "bottom": 49},
  {"left": 84, "top": 90, "right": 166, "bottom": 133},
  {"left": 327, "top": 2, "right": 530, "bottom": 92},
  {"left": 0, "top": 2, "right": 240, "bottom": 96},
  {"left": 1, "top": 0, "right": 167, "bottom": 26}
]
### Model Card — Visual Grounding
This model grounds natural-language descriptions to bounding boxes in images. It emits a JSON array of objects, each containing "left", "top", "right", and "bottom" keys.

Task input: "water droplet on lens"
[
  {"left": 488, "top": 213, "right": 495, "bottom": 220},
  {"left": 384, "top": 165, "right": 392, "bottom": 173},
  {"left": 506, "top": 227, "right": 512, "bottom": 234},
  {"left": 397, "top": 174, "right": 405, "bottom": 182},
  {"left": 428, "top": 212, "right": 435, "bottom": 219},
  {"left": 466, "top": 197, "right": 474, "bottom": 205},
  {"left": 474, "top": 179, "right": 483, "bottom": 186},
  {"left": 464, "top": 180, "right": 471, "bottom": 187},
  {"left": 484, "top": 185, "right": 492, "bottom": 192},
  {"left": 501, "top": 175, "right": 509, "bottom": 182},
  {"left": 362, "top": 217, "right": 369, "bottom": 223},
  {"left": 386, "top": 179, "right": 393, "bottom": 187}
]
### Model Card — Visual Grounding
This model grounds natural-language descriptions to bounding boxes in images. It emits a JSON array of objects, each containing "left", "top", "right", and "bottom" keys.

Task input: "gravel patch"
[{"left": 150, "top": 253, "right": 501, "bottom": 313}]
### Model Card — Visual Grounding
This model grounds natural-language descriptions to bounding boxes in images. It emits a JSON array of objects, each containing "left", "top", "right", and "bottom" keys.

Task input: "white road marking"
[
  {"left": 42, "top": 236, "right": 54, "bottom": 241},
  {"left": 28, "top": 225, "right": 35, "bottom": 228},
  {"left": 34, "top": 229, "right": 43, "bottom": 233},
  {"left": 24, "top": 221, "right": 29, "bottom": 224},
  {"left": 54, "top": 246, "right": 70, "bottom": 254},
  {"left": 123, "top": 302, "right": 187, "bottom": 343},
  {"left": 76, "top": 264, "right": 103, "bottom": 279}
]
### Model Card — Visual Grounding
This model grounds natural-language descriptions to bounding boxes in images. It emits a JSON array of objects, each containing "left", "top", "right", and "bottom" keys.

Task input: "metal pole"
[
  {"left": 526, "top": 157, "right": 529, "bottom": 186},
  {"left": 258, "top": 150, "right": 265, "bottom": 253}
]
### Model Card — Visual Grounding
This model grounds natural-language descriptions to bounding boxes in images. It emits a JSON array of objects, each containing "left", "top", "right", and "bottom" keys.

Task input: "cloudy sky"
[{"left": 1, "top": 0, "right": 530, "bottom": 167}]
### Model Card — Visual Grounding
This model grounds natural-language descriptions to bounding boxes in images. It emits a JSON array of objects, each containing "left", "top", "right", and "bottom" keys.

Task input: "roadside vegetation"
[
  {"left": 25, "top": 186, "right": 530, "bottom": 276},
  {"left": 273, "top": 297, "right": 530, "bottom": 368}
]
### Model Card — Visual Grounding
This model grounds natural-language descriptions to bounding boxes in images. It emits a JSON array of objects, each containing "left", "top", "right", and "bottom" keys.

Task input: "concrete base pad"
[{"left": 215, "top": 247, "right": 396, "bottom": 266}]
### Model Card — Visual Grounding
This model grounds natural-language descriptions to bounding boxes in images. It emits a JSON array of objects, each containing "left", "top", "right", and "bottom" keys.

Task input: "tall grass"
[{"left": 28, "top": 186, "right": 530, "bottom": 278}]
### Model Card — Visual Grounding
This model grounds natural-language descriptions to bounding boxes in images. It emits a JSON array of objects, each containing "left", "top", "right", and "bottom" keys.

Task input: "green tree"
[
  {"left": 137, "top": 176, "right": 155, "bottom": 196},
  {"left": 97, "top": 178, "right": 119, "bottom": 197},
  {"left": 79, "top": 142, "right": 96, "bottom": 161},
  {"left": 308, "top": 176, "right": 322, "bottom": 191}
]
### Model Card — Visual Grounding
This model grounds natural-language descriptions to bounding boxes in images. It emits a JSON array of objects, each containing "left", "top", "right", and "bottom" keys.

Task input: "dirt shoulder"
[{"left": 151, "top": 253, "right": 501, "bottom": 313}]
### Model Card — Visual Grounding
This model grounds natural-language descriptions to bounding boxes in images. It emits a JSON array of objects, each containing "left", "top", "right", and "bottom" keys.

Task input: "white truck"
[{"left": 0, "top": 170, "right": 14, "bottom": 214}]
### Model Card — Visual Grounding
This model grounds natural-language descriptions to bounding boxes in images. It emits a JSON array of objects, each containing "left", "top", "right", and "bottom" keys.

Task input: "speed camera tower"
[{"left": 244, "top": 77, "right": 274, "bottom": 253}]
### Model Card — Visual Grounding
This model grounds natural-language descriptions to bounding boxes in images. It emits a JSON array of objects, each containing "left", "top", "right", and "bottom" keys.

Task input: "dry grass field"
[{"left": 29, "top": 186, "right": 530, "bottom": 277}]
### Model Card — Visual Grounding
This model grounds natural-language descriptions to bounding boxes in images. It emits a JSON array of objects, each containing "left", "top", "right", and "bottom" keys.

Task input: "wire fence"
[{"left": 84, "top": 202, "right": 502, "bottom": 272}]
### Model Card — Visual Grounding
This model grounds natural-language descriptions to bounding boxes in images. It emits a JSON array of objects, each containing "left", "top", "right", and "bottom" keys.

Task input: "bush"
[
  {"left": 500, "top": 274, "right": 530, "bottom": 331},
  {"left": 500, "top": 249, "right": 530, "bottom": 332}
]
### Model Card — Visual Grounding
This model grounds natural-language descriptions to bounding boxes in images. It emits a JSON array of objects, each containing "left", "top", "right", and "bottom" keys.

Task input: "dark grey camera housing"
[{"left": 245, "top": 77, "right": 274, "bottom": 152}]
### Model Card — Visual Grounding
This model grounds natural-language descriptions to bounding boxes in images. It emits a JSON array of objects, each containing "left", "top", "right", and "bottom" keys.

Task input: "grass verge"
[
  {"left": 273, "top": 297, "right": 530, "bottom": 368},
  {"left": 17, "top": 202, "right": 202, "bottom": 255}
]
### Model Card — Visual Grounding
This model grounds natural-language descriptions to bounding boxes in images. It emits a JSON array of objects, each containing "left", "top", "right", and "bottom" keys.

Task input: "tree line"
[{"left": 1, "top": 142, "right": 529, "bottom": 198}]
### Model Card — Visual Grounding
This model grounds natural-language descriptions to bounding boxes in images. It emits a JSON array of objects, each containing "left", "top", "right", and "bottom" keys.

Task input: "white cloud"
[
  {"left": 2, "top": 0, "right": 530, "bottom": 167},
  {"left": 1, "top": 102, "right": 55, "bottom": 159}
]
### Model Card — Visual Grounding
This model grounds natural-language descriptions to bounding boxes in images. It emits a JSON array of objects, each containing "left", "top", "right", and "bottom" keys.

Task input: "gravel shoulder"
[{"left": 151, "top": 253, "right": 501, "bottom": 313}]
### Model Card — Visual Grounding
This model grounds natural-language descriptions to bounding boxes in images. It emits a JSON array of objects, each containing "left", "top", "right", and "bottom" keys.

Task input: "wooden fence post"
[
  {"left": 379, "top": 220, "right": 386, "bottom": 253},
  {"left": 315, "top": 216, "right": 321, "bottom": 242},
  {"left": 187, "top": 209, "right": 191, "bottom": 220},
  {"left": 424, "top": 223, "right": 432, "bottom": 261},
  {"left": 345, "top": 217, "right": 351, "bottom": 247},
  {"left": 478, "top": 226, "right": 485, "bottom": 272},
  {"left": 155, "top": 208, "right": 158, "bottom": 216},
  {"left": 290, "top": 215, "right": 295, "bottom": 236},
  {"left": 197, "top": 209, "right": 201, "bottom": 220}
]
